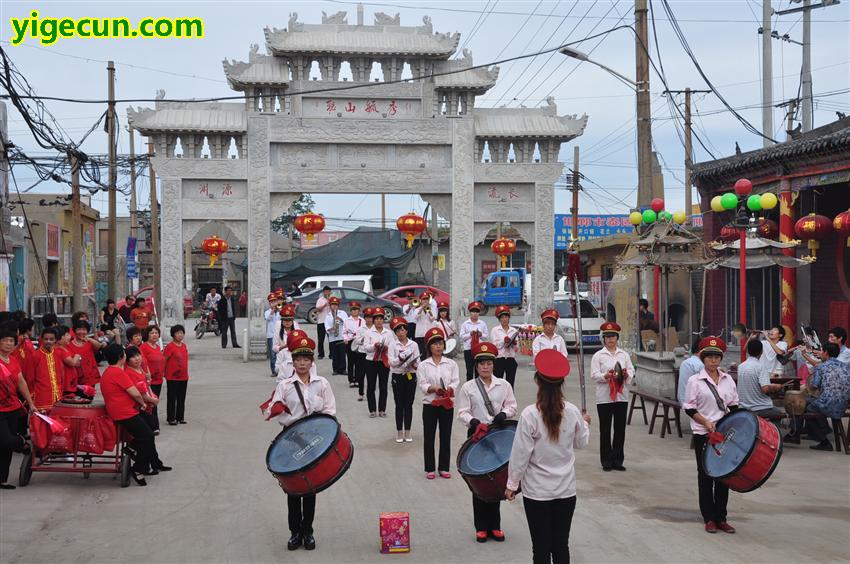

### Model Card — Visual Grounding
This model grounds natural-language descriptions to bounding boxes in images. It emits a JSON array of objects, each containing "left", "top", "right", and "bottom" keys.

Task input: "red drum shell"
[
  {"left": 457, "top": 422, "right": 518, "bottom": 503},
  {"left": 267, "top": 414, "right": 354, "bottom": 496},
  {"left": 704, "top": 411, "right": 783, "bottom": 493}
]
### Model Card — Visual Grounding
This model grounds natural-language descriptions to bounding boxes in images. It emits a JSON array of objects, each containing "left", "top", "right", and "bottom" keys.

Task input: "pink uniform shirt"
[
  {"left": 683, "top": 369, "right": 739, "bottom": 434},
  {"left": 416, "top": 356, "right": 460, "bottom": 404},
  {"left": 268, "top": 373, "right": 336, "bottom": 427},
  {"left": 490, "top": 325, "right": 519, "bottom": 359},
  {"left": 457, "top": 376, "right": 518, "bottom": 426}
]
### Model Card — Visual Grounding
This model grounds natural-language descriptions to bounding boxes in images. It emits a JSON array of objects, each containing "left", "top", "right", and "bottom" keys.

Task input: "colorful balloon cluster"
[
  {"left": 628, "top": 198, "right": 687, "bottom": 227},
  {"left": 710, "top": 178, "right": 778, "bottom": 214}
]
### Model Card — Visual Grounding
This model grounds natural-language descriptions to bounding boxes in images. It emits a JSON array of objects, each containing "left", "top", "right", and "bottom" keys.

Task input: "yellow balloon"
[
  {"left": 760, "top": 192, "right": 778, "bottom": 210},
  {"left": 672, "top": 211, "right": 687, "bottom": 225},
  {"left": 710, "top": 196, "right": 724, "bottom": 213},
  {"left": 629, "top": 211, "right": 643, "bottom": 226}
]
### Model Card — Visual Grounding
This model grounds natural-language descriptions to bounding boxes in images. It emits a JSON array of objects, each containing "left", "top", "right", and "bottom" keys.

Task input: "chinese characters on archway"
[
  {"left": 324, "top": 99, "right": 400, "bottom": 116},
  {"left": 198, "top": 183, "right": 235, "bottom": 199}
]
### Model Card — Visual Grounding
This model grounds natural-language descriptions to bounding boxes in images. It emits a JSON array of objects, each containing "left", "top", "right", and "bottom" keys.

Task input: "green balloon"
[
  {"left": 720, "top": 193, "right": 739, "bottom": 210},
  {"left": 746, "top": 195, "right": 762, "bottom": 212},
  {"left": 659, "top": 210, "right": 672, "bottom": 222},
  {"left": 642, "top": 209, "right": 657, "bottom": 223}
]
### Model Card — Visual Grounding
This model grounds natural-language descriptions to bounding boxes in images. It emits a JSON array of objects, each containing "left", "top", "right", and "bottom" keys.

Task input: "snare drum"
[
  {"left": 457, "top": 421, "right": 518, "bottom": 502},
  {"left": 266, "top": 414, "right": 354, "bottom": 496},
  {"left": 703, "top": 410, "right": 783, "bottom": 493},
  {"left": 444, "top": 337, "right": 459, "bottom": 358},
  {"left": 783, "top": 390, "right": 807, "bottom": 416}
]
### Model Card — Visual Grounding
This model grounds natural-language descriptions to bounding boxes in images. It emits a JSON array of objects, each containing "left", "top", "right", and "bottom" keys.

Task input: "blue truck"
[{"left": 476, "top": 268, "right": 529, "bottom": 314}]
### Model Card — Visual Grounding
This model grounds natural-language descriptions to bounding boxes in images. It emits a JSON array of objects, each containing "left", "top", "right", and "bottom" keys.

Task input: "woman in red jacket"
[
  {"left": 140, "top": 326, "right": 164, "bottom": 434},
  {"left": 163, "top": 325, "right": 189, "bottom": 426}
]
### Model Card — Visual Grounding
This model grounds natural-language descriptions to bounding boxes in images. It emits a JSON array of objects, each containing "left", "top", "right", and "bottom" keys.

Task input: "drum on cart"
[
  {"left": 702, "top": 410, "right": 783, "bottom": 493},
  {"left": 266, "top": 414, "right": 354, "bottom": 496},
  {"left": 457, "top": 421, "right": 518, "bottom": 502}
]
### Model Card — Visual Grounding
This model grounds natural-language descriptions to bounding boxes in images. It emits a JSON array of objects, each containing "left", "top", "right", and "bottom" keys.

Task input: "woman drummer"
[
  {"left": 505, "top": 350, "right": 591, "bottom": 563},
  {"left": 417, "top": 327, "right": 460, "bottom": 479},
  {"left": 490, "top": 305, "right": 519, "bottom": 387},
  {"left": 263, "top": 335, "right": 336, "bottom": 551},
  {"left": 682, "top": 336, "right": 739, "bottom": 534},
  {"left": 388, "top": 316, "right": 420, "bottom": 443},
  {"left": 457, "top": 341, "right": 517, "bottom": 543}
]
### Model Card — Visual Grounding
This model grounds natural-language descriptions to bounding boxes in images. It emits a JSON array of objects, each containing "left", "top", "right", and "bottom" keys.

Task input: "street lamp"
[{"left": 559, "top": 47, "right": 638, "bottom": 90}]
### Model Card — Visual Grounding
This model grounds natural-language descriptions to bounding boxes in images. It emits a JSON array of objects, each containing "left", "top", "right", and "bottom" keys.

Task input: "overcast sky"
[{"left": 2, "top": 0, "right": 848, "bottom": 230}]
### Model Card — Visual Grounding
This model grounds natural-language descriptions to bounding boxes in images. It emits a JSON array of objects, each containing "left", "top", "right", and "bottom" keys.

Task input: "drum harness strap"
[
  {"left": 702, "top": 379, "right": 727, "bottom": 413},
  {"left": 293, "top": 379, "right": 309, "bottom": 415},
  {"left": 475, "top": 377, "right": 496, "bottom": 419}
]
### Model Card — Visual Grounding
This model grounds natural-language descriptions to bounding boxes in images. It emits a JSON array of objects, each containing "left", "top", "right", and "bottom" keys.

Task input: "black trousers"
[
  {"left": 166, "top": 379, "right": 188, "bottom": 422},
  {"left": 117, "top": 414, "right": 155, "bottom": 474},
  {"left": 138, "top": 410, "right": 165, "bottom": 469},
  {"left": 149, "top": 384, "right": 163, "bottom": 431},
  {"left": 316, "top": 323, "right": 327, "bottom": 357},
  {"left": 330, "top": 340, "right": 346, "bottom": 374},
  {"left": 422, "top": 404, "right": 453, "bottom": 472},
  {"left": 366, "top": 360, "right": 389, "bottom": 413},
  {"left": 597, "top": 401, "right": 627, "bottom": 468},
  {"left": 288, "top": 494, "right": 316, "bottom": 536},
  {"left": 463, "top": 350, "right": 475, "bottom": 381},
  {"left": 494, "top": 357, "right": 518, "bottom": 388},
  {"left": 791, "top": 402, "right": 832, "bottom": 442},
  {"left": 346, "top": 343, "right": 358, "bottom": 384},
  {"left": 414, "top": 337, "right": 427, "bottom": 360},
  {"left": 355, "top": 352, "right": 367, "bottom": 395},
  {"left": 0, "top": 410, "right": 25, "bottom": 483},
  {"left": 391, "top": 373, "right": 417, "bottom": 431},
  {"left": 465, "top": 427, "right": 501, "bottom": 531},
  {"left": 522, "top": 496, "right": 577, "bottom": 564},
  {"left": 693, "top": 434, "right": 730, "bottom": 524},
  {"left": 220, "top": 317, "right": 239, "bottom": 347}
]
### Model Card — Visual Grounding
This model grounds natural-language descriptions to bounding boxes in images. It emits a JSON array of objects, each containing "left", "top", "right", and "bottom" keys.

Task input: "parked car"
[
  {"left": 117, "top": 287, "right": 194, "bottom": 318},
  {"left": 294, "top": 287, "right": 402, "bottom": 324},
  {"left": 554, "top": 277, "right": 589, "bottom": 299},
  {"left": 298, "top": 275, "right": 374, "bottom": 294},
  {"left": 379, "top": 285, "right": 451, "bottom": 307},
  {"left": 553, "top": 296, "right": 604, "bottom": 349}
]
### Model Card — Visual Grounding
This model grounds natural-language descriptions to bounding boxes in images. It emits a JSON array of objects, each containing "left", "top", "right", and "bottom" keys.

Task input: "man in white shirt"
[
  {"left": 677, "top": 341, "right": 705, "bottom": 406},
  {"left": 324, "top": 296, "right": 349, "bottom": 375},
  {"left": 737, "top": 339, "right": 784, "bottom": 418},
  {"left": 263, "top": 291, "right": 282, "bottom": 378},
  {"left": 459, "top": 301, "right": 488, "bottom": 382},
  {"left": 314, "top": 286, "right": 333, "bottom": 359},
  {"left": 204, "top": 287, "right": 221, "bottom": 309},
  {"left": 759, "top": 326, "right": 789, "bottom": 376}
]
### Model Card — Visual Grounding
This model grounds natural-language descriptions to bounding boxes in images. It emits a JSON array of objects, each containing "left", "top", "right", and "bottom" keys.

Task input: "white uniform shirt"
[
  {"left": 590, "top": 346, "right": 635, "bottom": 404},
  {"left": 271, "top": 321, "right": 301, "bottom": 353},
  {"left": 351, "top": 322, "right": 373, "bottom": 354},
  {"left": 417, "top": 356, "right": 460, "bottom": 404},
  {"left": 507, "top": 402, "right": 590, "bottom": 501},
  {"left": 434, "top": 318, "right": 458, "bottom": 339},
  {"left": 403, "top": 303, "right": 418, "bottom": 323},
  {"left": 263, "top": 308, "right": 280, "bottom": 339},
  {"left": 389, "top": 339, "right": 420, "bottom": 375},
  {"left": 342, "top": 315, "right": 364, "bottom": 342},
  {"left": 315, "top": 295, "right": 331, "bottom": 321},
  {"left": 491, "top": 325, "right": 519, "bottom": 359},
  {"left": 362, "top": 326, "right": 393, "bottom": 361},
  {"left": 760, "top": 339, "right": 788, "bottom": 375},
  {"left": 274, "top": 355, "right": 317, "bottom": 382},
  {"left": 324, "top": 309, "right": 349, "bottom": 343},
  {"left": 457, "top": 376, "right": 518, "bottom": 427},
  {"left": 265, "top": 372, "right": 336, "bottom": 427},
  {"left": 460, "top": 319, "right": 489, "bottom": 351},
  {"left": 683, "top": 369, "right": 739, "bottom": 434},
  {"left": 414, "top": 307, "right": 435, "bottom": 338},
  {"left": 532, "top": 332, "right": 568, "bottom": 357}
]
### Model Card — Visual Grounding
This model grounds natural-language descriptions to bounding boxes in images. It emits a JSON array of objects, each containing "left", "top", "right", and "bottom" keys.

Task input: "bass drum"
[
  {"left": 444, "top": 337, "right": 460, "bottom": 358},
  {"left": 703, "top": 410, "right": 783, "bottom": 493},
  {"left": 266, "top": 414, "right": 354, "bottom": 496},
  {"left": 457, "top": 421, "right": 518, "bottom": 502}
]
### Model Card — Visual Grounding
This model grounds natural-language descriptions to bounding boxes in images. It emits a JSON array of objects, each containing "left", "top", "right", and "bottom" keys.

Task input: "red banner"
[{"left": 46, "top": 223, "right": 60, "bottom": 260}]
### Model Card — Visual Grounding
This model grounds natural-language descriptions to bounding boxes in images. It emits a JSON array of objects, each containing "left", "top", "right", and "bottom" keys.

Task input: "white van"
[
  {"left": 298, "top": 275, "right": 374, "bottom": 294},
  {"left": 553, "top": 296, "right": 605, "bottom": 350}
]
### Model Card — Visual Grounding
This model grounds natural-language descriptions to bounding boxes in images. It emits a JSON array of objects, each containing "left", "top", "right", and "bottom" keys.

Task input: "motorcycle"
[{"left": 194, "top": 307, "right": 221, "bottom": 339}]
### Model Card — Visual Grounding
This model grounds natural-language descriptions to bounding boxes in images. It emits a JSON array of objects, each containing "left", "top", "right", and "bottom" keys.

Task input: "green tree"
[{"left": 271, "top": 194, "right": 317, "bottom": 236}]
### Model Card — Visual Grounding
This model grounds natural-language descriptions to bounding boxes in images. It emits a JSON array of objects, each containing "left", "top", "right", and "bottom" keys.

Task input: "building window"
[
  {"left": 602, "top": 265, "right": 615, "bottom": 281},
  {"left": 98, "top": 229, "right": 109, "bottom": 256}
]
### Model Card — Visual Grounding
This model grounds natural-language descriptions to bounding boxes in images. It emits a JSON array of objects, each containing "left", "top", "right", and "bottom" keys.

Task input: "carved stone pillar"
[
  {"left": 240, "top": 135, "right": 248, "bottom": 159},
  {"left": 246, "top": 115, "right": 272, "bottom": 356},
  {"left": 185, "top": 136, "right": 196, "bottom": 159},
  {"left": 166, "top": 134, "right": 176, "bottom": 158},
  {"left": 245, "top": 91, "right": 253, "bottom": 112},
  {"left": 158, "top": 177, "right": 184, "bottom": 328},
  {"left": 450, "top": 118, "right": 475, "bottom": 320},
  {"left": 532, "top": 182, "right": 555, "bottom": 316},
  {"left": 332, "top": 59, "right": 342, "bottom": 81},
  {"left": 193, "top": 135, "right": 204, "bottom": 158},
  {"left": 156, "top": 135, "right": 167, "bottom": 158}
]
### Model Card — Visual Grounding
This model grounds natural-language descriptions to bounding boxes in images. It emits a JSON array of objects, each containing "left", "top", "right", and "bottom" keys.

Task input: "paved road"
[{"left": 1, "top": 319, "right": 848, "bottom": 563}]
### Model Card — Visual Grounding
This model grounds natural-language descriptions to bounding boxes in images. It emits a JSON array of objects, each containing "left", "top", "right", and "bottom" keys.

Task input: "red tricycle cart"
[{"left": 19, "top": 401, "right": 133, "bottom": 488}]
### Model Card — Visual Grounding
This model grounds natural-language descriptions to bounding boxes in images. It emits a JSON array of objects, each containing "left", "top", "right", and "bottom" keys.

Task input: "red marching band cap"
[
  {"left": 267, "top": 292, "right": 278, "bottom": 302},
  {"left": 349, "top": 301, "right": 361, "bottom": 310},
  {"left": 425, "top": 327, "right": 446, "bottom": 344},
  {"left": 698, "top": 336, "right": 727, "bottom": 358},
  {"left": 535, "top": 349, "right": 571, "bottom": 382},
  {"left": 289, "top": 335, "right": 316, "bottom": 356},
  {"left": 372, "top": 307, "right": 385, "bottom": 318},
  {"left": 495, "top": 305, "right": 511, "bottom": 318},
  {"left": 390, "top": 316, "right": 408, "bottom": 332},
  {"left": 328, "top": 296, "right": 341, "bottom": 306},
  {"left": 600, "top": 321, "right": 621, "bottom": 336},
  {"left": 285, "top": 329, "right": 309, "bottom": 349},
  {"left": 362, "top": 307, "right": 374, "bottom": 318},
  {"left": 541, "top": 308, "right": 559, "bottom": 322},
  {"left": 472, "top": 341, "right": 497, "bottom": 361},
  {"left": 437, "top": 301, "right": 449, "bottom": 311},
  {"left": 468, "top": 301, "right": 484, "bottom": 312},
  {"left": 279, "top": 304, "right": 296, "bottom": 319}
]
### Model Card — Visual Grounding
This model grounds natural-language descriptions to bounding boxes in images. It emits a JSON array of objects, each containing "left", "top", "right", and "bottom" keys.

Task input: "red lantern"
[
  {"left": 718, "top": 224, "right": 740, "bottom": 242},
  {"left": 294, "top": 212, "right": 326, "bottom": 243},
  {"left": 650, "top": 198, "right": 665, "bottom": 213},
  {"left": 491, "top": 237, "right": 517, "bottom": 268},
  {"left": 757, "top": 218, "right": 778, "bottom": 239},
  {"left": 395, "top": 212, "right": 427, "bottom": 248},
  {"left": 201, "top": 235, "right": 229, "bottom": 267},
  {"left": 734, "top": 178, "right": 753, "bottom": 197},
  {"left": 834, "top": 209, "right": 850, "bottom": 247},
  {"left": 794, "top": 213, "right": 832, "bottom": 258}
]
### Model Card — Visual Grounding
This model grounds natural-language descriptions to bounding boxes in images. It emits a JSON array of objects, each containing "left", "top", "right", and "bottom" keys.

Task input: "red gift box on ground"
[{"left": 379, "top": 512, "right": 410, "bottom": 554}]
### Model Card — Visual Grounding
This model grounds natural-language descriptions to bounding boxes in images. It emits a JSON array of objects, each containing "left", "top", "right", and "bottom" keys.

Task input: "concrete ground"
[{"left": 1, "top": 317, "right": 848, "bottom": 564}]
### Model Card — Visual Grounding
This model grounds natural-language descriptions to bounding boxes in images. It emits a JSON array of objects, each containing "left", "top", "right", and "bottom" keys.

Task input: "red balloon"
[
  {"left": 734, "top": 178, "right": 753, "bottom": 197},
  {"left": 650, "top": 198, "right": 665, "bottom": 213}
]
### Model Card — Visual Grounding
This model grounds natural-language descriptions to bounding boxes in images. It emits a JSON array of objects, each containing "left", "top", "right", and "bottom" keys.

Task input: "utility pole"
[
  {"left": 785, "top": 99, "right": 798, "bottom": 139},
  {"left": 127, "top": 125, "right": 138, "bottom": 294},
  {"left": 430, "top": 206, "right": 439, "bottom": 285},
  {"left": 801, "top": 0, "right": 813, "bottom": 131},
  {"left": 635, "top": 0, "right": 653, "bottom": 207},
  {"left": 663, "top": 88, "right": 711, "bottom": 221},
  {"left": 107, "top": 60, "right": 118, "bottom": 299},
  {"left": 71, "top": 157, "right": 83, "bottom": 312},
  {"left": 381, "top": 194, "right": 386, "bottom": 230},
  {"left": 570, "top": 147, "right": 580, "bottom": 245},
  {"left": 762, "top": 0, "right": 774, "bottom": 147},
  {"left": 148, "top": 141, "right": 161, "bottom": 318}
]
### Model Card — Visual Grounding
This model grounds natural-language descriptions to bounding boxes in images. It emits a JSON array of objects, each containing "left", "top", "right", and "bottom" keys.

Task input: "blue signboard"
[
  {"left": 126, "top": 237, "right": 138, "bottom": 279},
  {"left": 554, "top": 214, "right": 704, "bottom": 249}
]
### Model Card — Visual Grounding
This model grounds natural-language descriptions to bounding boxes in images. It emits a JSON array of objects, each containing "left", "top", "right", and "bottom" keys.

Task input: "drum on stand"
[
  {"left": 266, "top": 414, "right": 354, "bottom": 496},
  {"left": 457, "top": 421, "right": 518, "bottom": 502},
  {"left": 702, "top": 410, "right": 783, "bottom": 493},
  {"left": 783, "top": 390, "right": 806, "bottom": 416},
  {"left": 444, "top": 337, "right": 460, "bottom": 358}
]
